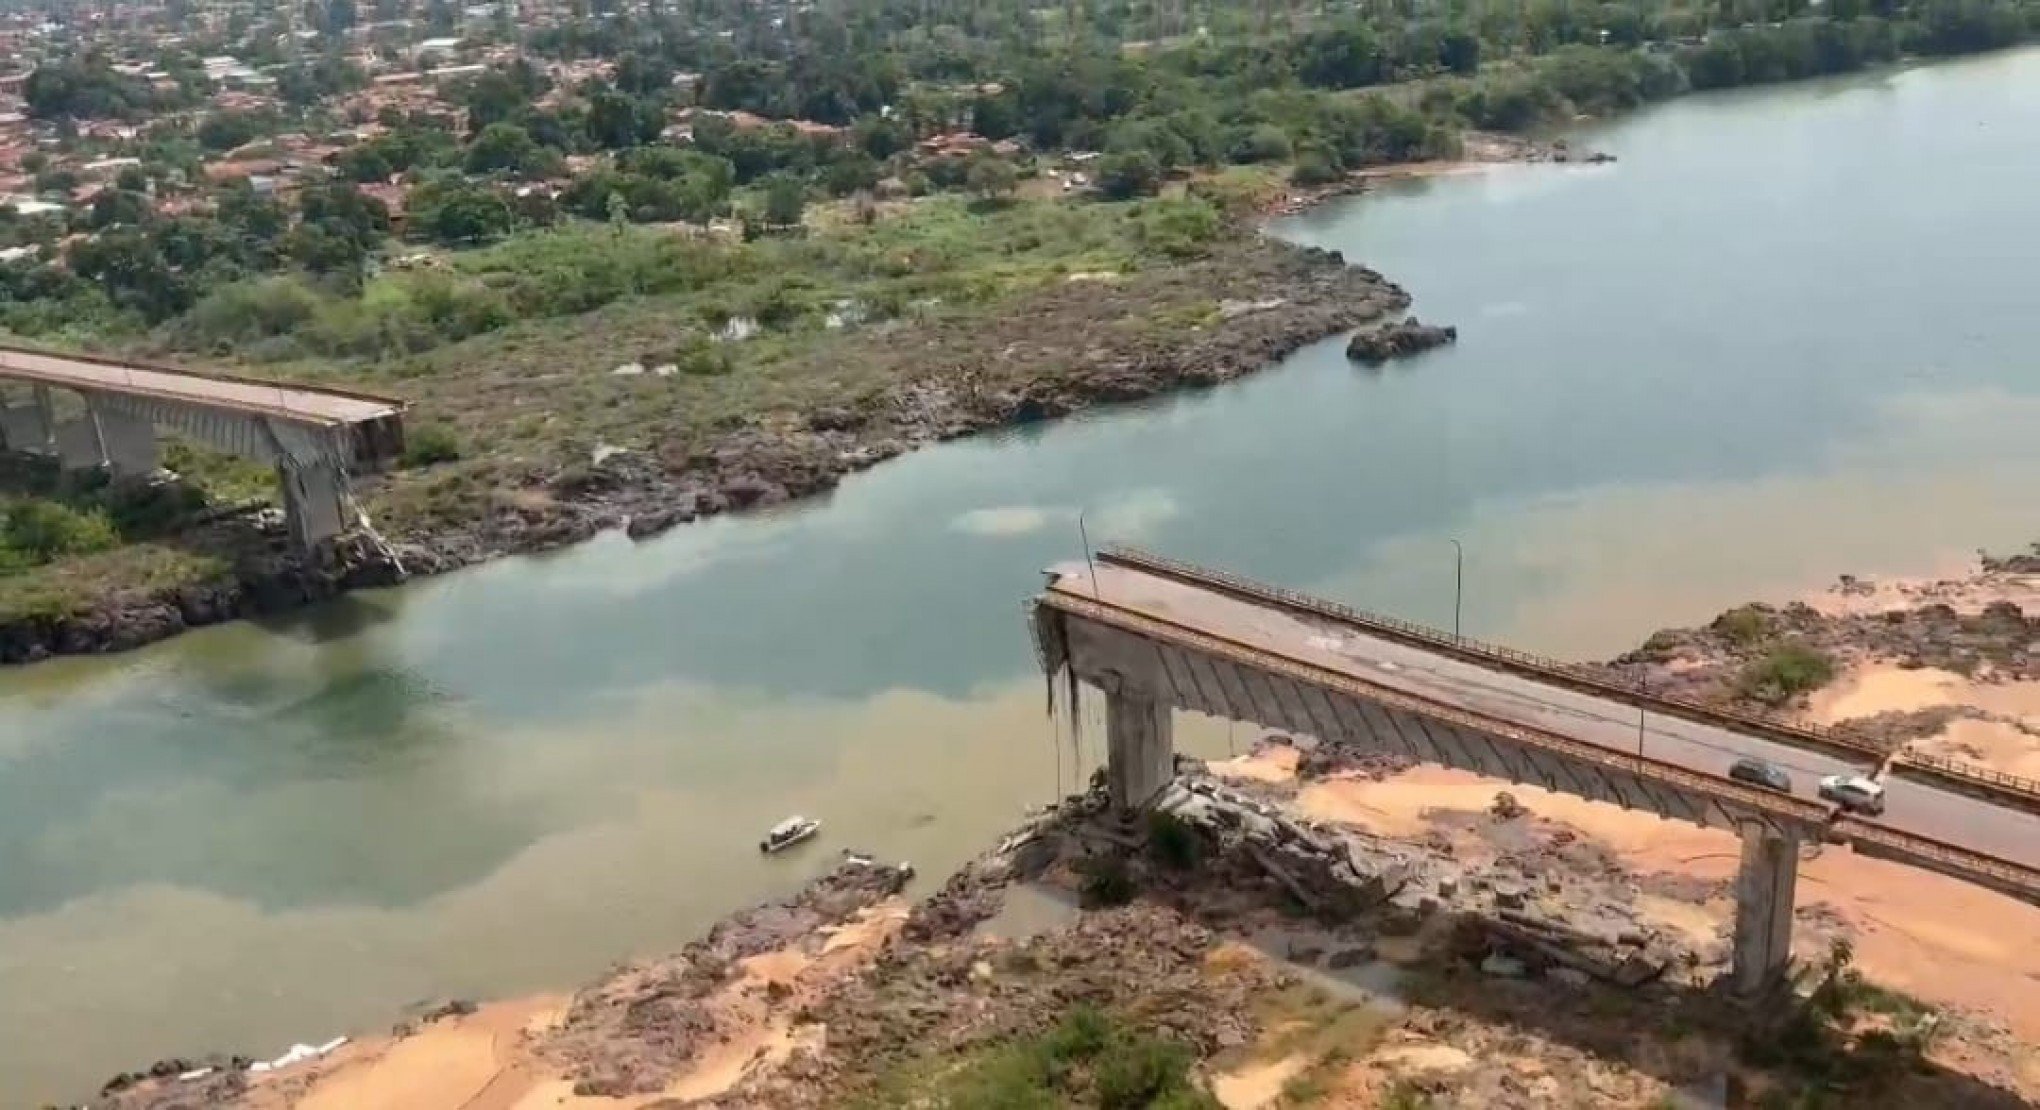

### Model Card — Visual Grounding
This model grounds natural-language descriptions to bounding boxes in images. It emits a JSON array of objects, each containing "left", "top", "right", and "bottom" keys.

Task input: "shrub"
[
  {"left": 1095, "top": 150, "right": 1162, "bottom": 200},
  {"left": 1228, "top": 124, "right": 1294, "bottom": 164},
  {"left": 1146, "top": 810, "right": 1201, "bottom": 869},
  {"left": 401, "top": 424, "right": 461, "bottom": 468},
  {"left": 1095, "top": 1034, "right": 1196, "bottom": 1110},
  {"left": 661, "top": 334, "right": 733, "bottom": 377},
  {"left": 1078, "top": 855, "right": 1137, "bottom": 907},
  {"left": 1713, "top": 604, "right": 1773, "bottom": 648},
  {"left": 1381, "top": 1079, "right": 1435, "bottom": 1110},
  {"left": 95, "top": 478, "right": 206, "bottom": 536},
  {"left": 1042, "top": 1005, "right": 1111, "bottom": 1060},
  {"left": 1291, "top": 151, "right": 1343, "bottom": 187},
  {"left": 1738, "top": 640, "right": 1835, "bottom": 704},
  {"left": 1136, "top": 197, "right": 1221, "bottom": 260},
  {"left": 177, "top": 276, "right": 325, "bottom": 349},
  {"left": 2, "top": 500, "right": 120, "bottom": 563},
  {"left": 941, "top": 1007, "right": 1216, "bottom": 1109}
]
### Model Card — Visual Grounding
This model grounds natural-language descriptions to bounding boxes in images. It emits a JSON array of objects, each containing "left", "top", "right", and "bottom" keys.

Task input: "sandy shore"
[
  {"left": 100, "top": 737, "right": 2040, "bottom": 1109},
  {"left": 1258, "top": 130, "right": 1615, "bottom": 217},
  {"left": 1269, "top": 761, "right": 2040, "bottom": 1043},
  {"left": 95, "top": 548, "right": 2040, "bottom": 1108}
]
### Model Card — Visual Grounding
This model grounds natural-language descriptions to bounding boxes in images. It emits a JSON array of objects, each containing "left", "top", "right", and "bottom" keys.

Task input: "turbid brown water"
[{"left": 9, "top": 47, "right": 2040, "bottom": 1104}]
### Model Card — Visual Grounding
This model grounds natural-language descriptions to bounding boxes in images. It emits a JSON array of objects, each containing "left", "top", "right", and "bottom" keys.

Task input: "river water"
[{"left": 7, "top": 49, "right": 2040, "bottom": 1103}]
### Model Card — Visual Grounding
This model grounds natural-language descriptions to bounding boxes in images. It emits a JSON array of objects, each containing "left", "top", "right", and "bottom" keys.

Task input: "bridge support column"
[
  {"left": 1731, "top": 826, "right": 1798, "bottom": 995},
  {"left": 279, "top": 461, "right": 349, "bottom": 550},
  {"left": 32, "top": 384, "right": 56, "bottom": 453},
  {"left": 1105, "top": 688, "right": 1174, "bottom": 811},
  {"left": 83, "top": 395, "right": 159, "bottom": 474}
]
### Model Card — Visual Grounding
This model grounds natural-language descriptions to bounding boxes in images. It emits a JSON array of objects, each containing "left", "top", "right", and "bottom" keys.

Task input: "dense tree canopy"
[
  {"left": 25, "top": 57, "right": 161, "bottom": 120},
  {"left": 2, "top": 0, "right": 2035, "bottom": 352}
]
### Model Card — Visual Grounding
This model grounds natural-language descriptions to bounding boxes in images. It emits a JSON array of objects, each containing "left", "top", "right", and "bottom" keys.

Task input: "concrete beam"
[
  {"left": 1106, "top": 688, "right": 1174, "bottom": 811},
  {"left": 1056, "top": 616, "right": 1809, "bottom": 840},
  {"left": 1731, "top": 826, "right": 1799, "bottom": 995}
]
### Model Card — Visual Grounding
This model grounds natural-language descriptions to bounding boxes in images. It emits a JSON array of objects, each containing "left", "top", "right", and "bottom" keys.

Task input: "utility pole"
[
  {"left": 1078, "top": 512, "right": 1100, "bottom": 597},
  {"left": 1637, "top": 672, "right": 1648, "bottom": 757},
  {"left": 1448, "top": 538, "right": 1463, "bottom": 641}
]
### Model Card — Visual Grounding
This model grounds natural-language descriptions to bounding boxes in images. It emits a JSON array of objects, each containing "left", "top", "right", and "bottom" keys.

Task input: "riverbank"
[
  {"left": 92, "top": 724, "right": 2040, "bottom": 1108},
  {"left": 59, "top": 540, "right": 2040, "bottom": 1106},
  {"left": 1255, "top": 130, "right": 1613, "bottom": 217},
  {"left": 0, "top": 126, "right": 1624, "bottom": 666},
  {"left": 0, "top": 226, "right": 1413, "bottom": 664},
  {"left": 67, "top": 540, "right": 2040, "bottom": 1106},
  {"left": 1606, "top": 549, "right": 2040, "bottom": 785}
]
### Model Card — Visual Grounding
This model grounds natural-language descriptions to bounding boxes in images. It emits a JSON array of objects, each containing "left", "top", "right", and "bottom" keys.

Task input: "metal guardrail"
[
  {"left": 1835, "top": 817, "right": 2040, "bottom": 896},
  {"left": 1097, "top": 546, "right": 2040, "bottom": 809},
  {"left": 1038, "top": 589, "right": 1832, "bottom": 831},
  {"left": 1043, "top": 587, "right": 2040, "bottom": 900},
  {"left": 1898, "top": 751, "right": 2040, "bottom": 808}
]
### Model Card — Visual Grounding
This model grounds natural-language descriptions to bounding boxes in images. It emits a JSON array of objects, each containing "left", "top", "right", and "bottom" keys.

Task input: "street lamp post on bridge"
[{"left": 1448, "top": 538, "right": 1463, "bottom": 642}]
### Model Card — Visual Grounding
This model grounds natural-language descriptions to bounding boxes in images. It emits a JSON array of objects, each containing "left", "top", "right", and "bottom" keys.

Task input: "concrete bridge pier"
[
  {"left": 1731, "top": 825, "right": 1800, "bottom": 995},
  {"left": 0, "top": 384, "right": 59, "bottom": 454},
  {"left": 30, "top": 384, "right": 56, "bottom": 452},
  {"left": 278, "top": 460, "right": 351, "bottom": 550},
  {"left": 1105, "top": 686, "right": 1175, "bottom": 811}
]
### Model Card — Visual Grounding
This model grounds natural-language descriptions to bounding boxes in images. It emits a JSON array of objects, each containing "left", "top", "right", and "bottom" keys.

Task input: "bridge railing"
[
  {"left": 1095, "top": 546, "right": 2040, "bottom": 810},
  {"left": 1036, "top": 589, "right": 1833, "bottom": 831},
  {"left": 1042, "top": 584, "right": 2040, "bottom": 900},
  {"left": 1835, "top": 816, "right": 2040, "bottom": 896},
  {"left": 0, "top": 339, "right": 408, "bottom": 411}
]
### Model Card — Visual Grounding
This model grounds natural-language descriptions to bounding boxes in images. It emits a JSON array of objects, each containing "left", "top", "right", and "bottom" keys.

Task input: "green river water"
[{"left": 6, "top": 47, "right": 2040, "bottom": 1104}]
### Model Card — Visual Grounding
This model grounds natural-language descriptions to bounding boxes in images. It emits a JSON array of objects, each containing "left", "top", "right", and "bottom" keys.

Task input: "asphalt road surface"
[
  {"left": 0, "top": 345, "right": 400, "bottom": 425},
  {"left": 1051, "top": 562, "right": 2040, "bottom": 867}
]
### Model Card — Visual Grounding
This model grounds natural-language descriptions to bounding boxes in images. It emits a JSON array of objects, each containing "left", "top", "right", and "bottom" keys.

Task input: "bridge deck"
[
  {"left": 1048, "top": 562, "right": 2040, "bottom": 870},
  {"left": 0, "top": 344, "right": 401, "bottom": 426}
]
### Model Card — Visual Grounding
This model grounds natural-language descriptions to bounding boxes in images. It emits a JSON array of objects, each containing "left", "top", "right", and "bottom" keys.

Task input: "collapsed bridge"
[
  {"left": 1029, "top": 547, "right": 2040, "bottom": 995},
  {"left": 0, "top": 341, "right": 406, "bottom": 550}
]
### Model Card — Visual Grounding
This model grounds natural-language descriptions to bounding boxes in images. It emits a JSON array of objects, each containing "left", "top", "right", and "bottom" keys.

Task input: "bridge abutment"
[
  {"left": 1105, "top": 688, "right": 1175, "bottom": 811},
  {"left": 1731, "top": 826, "right": 1799, "bottom": 995}
]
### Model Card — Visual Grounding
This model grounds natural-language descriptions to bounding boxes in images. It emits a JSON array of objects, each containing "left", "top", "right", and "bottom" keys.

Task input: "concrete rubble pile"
[
  {"left": 1154, "top": 772, "right": 1712, "bottom": 989},
  {"left": 1155, "top": 775, "right": 1416, "bottom": 915}
]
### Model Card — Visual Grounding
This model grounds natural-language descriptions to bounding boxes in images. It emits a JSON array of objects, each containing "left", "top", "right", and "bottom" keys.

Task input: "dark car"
[{"left": 1728, "top": 757, "right": 1792, "bottom": 793}]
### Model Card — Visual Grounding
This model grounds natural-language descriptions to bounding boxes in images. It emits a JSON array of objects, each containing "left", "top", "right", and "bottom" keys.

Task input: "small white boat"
[{"left": 760, "top": 815, "right": 821, "bottom": 853}]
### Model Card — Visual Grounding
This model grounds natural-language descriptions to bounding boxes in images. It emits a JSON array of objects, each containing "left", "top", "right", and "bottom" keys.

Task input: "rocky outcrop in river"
[{"left": 1346, "top": 317, "right": 1458, "bottom": 364}]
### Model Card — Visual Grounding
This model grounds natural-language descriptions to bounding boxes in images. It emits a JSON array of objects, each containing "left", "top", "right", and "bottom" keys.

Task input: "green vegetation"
[
  {"left": 153, "top": 192, "right": 1220, "bottom": 365},
  {"left": 1715, "top": 604, "right": 1776, "bottom": 648},
  {"left": 0, "top": 462, "right": 227, "bottom": 621},
  {"left": 1220, "top": 982, "right": 1394, "bottom": 1106},
  {"left": 1738, "top": 639, "right": 1838, "bottom": 704},
  {"left": 9, "top": 0, "right": 2030, "bottom": 351},
  {"left": 1379, "top": 1079, "right": 1437, "bottom": 1110},
  {"left": 1274, "top": 1050, "right": 1348, "bottom": 1106},
  {"left": 0, "top": 500, "right": 120, "bottom": 571},
  {"left": 400, "top": 424, "right": 462, "bottom": 469},
  {"left": 1742, "top": 938, "right": 1947, "bottom": 1095},
  {"left": 1146, "top": 810, "right": 1203, "bottom": 870},
  {"left": 2, "top": 0, "right": 2036, "bottom": 630},
  {"left": 1079, "top": 854, "right": 1139, "bottom": 908},
  {"left": 878, "top": 1006, "right": 1221, "bottom": 1109}
]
